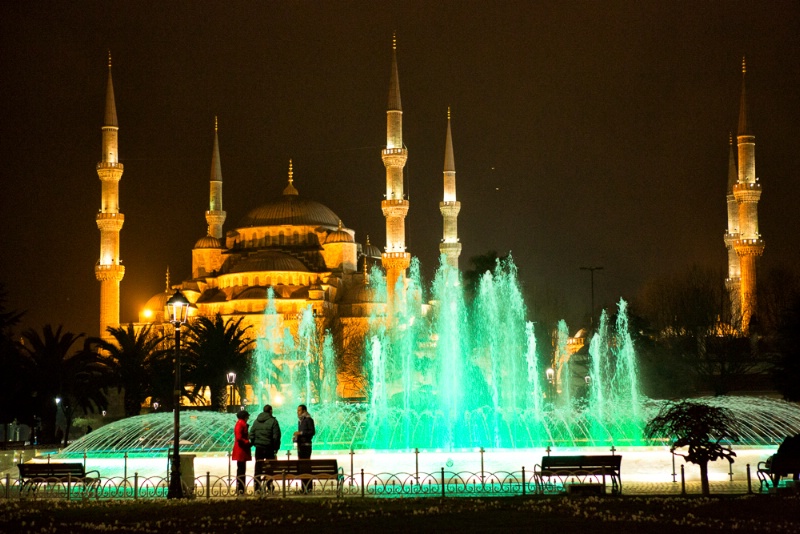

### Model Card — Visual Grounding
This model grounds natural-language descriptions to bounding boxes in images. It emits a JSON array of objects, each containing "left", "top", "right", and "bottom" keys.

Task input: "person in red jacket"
[{"left": 231, "top": 410, "right": 251, "bottom": 495}]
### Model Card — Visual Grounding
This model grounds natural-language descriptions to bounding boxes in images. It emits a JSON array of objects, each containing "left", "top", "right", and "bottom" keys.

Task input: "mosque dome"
[
  {"left": 341, "top": 281, "right": 381, "bottom": 304},
  {"left": 325, "top": 221, "right": 354, "bottom": 244},
  {"left": 362, "top": 236, "right": 382, "bottom": 259},
  {"left": 238, "top": 161, "right": 340, "bottom": 228},
  {"left": 143, "top": 291, "right": 170, "bottom": 313},
  {"left": 229, "top": 251, "right": 309, "bottom": 273},
  {"left": 239, "top": 196, "right": 340, "bottom": 228},
  {"left": 194, "top": 235, "right": 222, "bottom": 249}
]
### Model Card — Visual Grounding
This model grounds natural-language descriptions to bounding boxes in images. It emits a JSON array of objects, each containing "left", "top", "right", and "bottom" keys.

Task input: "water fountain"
[{"left": 58, "top": 255, "right": 800, "bottom": 462}]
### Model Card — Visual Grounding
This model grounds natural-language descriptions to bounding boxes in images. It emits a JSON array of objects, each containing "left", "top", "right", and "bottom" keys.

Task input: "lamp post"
[
  {"left": 226, "top": 372, "right": 236, "bottom": 412},
  {"left": 545, "top": 367, "right": 556, "bottom": 402},
  {"left": 166, "top": 289, "right": 190, "bottom": 500}
]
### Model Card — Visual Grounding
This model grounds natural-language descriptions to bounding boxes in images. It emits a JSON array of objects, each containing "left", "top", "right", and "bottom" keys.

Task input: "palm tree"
[
  {"left": 645, "top": 399, "right": 739, "bottom": 495},
  {"left": 91, "top": 323, "right": 166, "bottom": 417},
  {"left": 20, "top": 324, "right": 112, "bottom": 446},
  {"left": 183, "top": 314, "right": 253, "bottom": 411}
]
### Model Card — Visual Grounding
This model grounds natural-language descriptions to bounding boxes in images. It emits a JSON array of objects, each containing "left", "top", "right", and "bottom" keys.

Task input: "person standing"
[
  {"left": 249, "top": 404, "right": 281, "bottom": 492},
  {"left": 293, "top": 404, "right": 315, "bottom": 493},
  {"left": 231, "top": 410, "right": 251, "bottom": 495}
]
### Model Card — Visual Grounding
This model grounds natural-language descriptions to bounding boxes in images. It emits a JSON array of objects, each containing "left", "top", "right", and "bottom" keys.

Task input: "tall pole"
[
  {"left": 167, "top": 325, "right": 183, "bottom": 499},
  {"left": 580, "top": 266, "right": 603, "bottom": 331}
]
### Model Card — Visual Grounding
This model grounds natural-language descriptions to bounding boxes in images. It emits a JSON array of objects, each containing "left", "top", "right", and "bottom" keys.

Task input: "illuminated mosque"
[
  {"left": 95, "top": 39, "right": 461, "bottom": 397},
  {"left": 94, "top": 41, "right": 762, "bottom": 402}
]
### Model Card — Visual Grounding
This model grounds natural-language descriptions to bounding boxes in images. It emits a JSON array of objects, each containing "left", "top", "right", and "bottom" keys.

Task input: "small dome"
[
  {"left": 229, "top": 251, "right": 309, "bottom": 273},
  {"left": 362, "top": 236, "right": 381, "bottom": 259},
  {"left": 144, "top": 291, "right": 170, "bottom": 312},
  {"left": 326, "top": 221, "right": 354, "bottom": 244},
  {"left": 195, "top": 235, "right": 222, "bottom": 249},
  {"left": 341, "top": 281, "right": 382, "bottom": 304}
]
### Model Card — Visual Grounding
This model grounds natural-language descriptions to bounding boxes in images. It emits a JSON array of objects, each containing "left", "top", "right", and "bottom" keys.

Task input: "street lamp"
[
  {"left": 545, "top": 368, "right": 556, "bottom": 401},
  {"left": 166, "top": 289, "right": 190, "bottom": 500},
  {"left": 226, "top": 372, "right": 236, "bottom": 412}
]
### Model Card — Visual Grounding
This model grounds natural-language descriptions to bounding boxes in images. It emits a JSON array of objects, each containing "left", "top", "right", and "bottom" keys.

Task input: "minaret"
[
  {"left": 95, "top": 52, "right": 125, "bottom": 339},
  {"left": 205, "top": 116, "right": 226, "bottom": 239},
  {"left": 731, "top": 58, "right": 765, "bottom": 333},
  {"left": 439, "top": 107, "right": 461, "bottom": 269},
  {"left": 724, "top": 134, "right": 741, "bottom": 320},
  {"left": 381, "top": 33, "right": 410, "bottom": 302}
]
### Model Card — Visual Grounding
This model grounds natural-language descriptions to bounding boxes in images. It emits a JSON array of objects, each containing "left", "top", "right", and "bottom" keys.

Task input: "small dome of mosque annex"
[{"left": 194, "top": 235, "right": 222, "bottom": 249}]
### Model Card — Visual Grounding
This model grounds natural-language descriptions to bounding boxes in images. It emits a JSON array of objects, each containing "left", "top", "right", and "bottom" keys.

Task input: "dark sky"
[{"left": 2, "top": 1, "right": 799, "bottom": 338}]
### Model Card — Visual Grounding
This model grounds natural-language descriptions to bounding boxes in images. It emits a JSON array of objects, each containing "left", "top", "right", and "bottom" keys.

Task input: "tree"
[
  {"left": 645, "top": 400, "right": 739, "bottom": 495},
  {"left": 20, "top": 325, "right": 112, "bottom": 446},
  {"left": 91, "top": 323, "right": 166, "bottom": 417},
  {"left": 183, "top": 314, "right": 253, "bottom": 411},
  {"left": 462, "top": 250, "right": 509, "bottom": 303},
  {"left": 772, "top": 294, "right": 800, "bottom": 401},
  {"left": 0, "top": 286, "right": 26, "bottom": 439}
]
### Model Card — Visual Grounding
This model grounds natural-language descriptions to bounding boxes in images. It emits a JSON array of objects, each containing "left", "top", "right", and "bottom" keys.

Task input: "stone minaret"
[
  {"left": 439, "top": 107, "right": 461, "bottom": 269},
  {"left": 724, "top": 134, "right": 741, "bottom": 320},
  {"left": 206, "top": 116, "right": 226, "bottom": 239},
  {"left": 192, "top": 118, "right": 227, "bottom": 279},
  {"left": 381, "top": 34, "right": 410, "bottom": 301},
  {"left": 731, "top": 58, "right": 764, "bottom": 333},
  {"left": 95, "top": 53, "right": 125, "bottom": 339}
]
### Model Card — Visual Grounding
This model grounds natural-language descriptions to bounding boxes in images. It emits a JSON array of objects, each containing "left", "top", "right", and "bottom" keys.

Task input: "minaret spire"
[
  {"left": 381, "top": 32, "right": 410, "bottom": 303},
  {"left": 205, "top": 116, "right": 226, "bottom": 239},
  {"left": 738, "top": 57, "right": 749, "bottom": 136},
  {"left": 95, "top": 53, "right": 125, "bottom": 339},
  {"left": 440, "top": 107, "right": 461, "bottom": 269},
  {"left": 731, "top": 58, "right": 764, "bottom": 333}
]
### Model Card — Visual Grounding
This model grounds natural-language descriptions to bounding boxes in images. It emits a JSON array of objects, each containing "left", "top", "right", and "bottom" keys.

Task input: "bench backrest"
[
  {"left": 258, "top": 459, "right": 339, "bottom": 475},
  {"left": 541, "top": 455, "right": 621, "bottom": 471},
  {"left": 18, "top": 463, "right": 86, "bottom": 478}
]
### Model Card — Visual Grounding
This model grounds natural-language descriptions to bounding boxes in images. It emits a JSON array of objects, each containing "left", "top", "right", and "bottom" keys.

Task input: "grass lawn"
[{"left": 1, "top": 494, "right": 798, "bottom": 533}]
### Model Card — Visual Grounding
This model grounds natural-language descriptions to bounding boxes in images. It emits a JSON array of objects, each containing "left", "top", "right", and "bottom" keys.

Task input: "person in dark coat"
[
  {"left": 249, "top": 404, "right": 281, "bottom": 492},
  {"left": 231, "top": 410, "right": 251, "bottom": 495},
  {"left": 293, "top": 404, "right": 316, "bottom": 493}
]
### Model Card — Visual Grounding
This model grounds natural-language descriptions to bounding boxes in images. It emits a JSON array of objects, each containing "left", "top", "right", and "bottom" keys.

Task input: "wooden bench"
[
  {"left": 17, "top": 462, "right": 100, "bottom": 499},
  {"left": 254, "top": 459, "right": 343, "bottom": 496},
  {"left": 757, "top": 455, "right": 800, "bottom": 492},
  {"left": 533, "top": 455, "right": 622, "bottom": 494}
]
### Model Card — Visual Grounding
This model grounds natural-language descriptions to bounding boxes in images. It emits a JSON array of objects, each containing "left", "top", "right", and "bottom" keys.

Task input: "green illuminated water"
[
  {"left": 57, "top": 256, "right": 800, "bottom": 458},
  {"left": 256, "top": 256, "right": 649, "bottom": 450}
]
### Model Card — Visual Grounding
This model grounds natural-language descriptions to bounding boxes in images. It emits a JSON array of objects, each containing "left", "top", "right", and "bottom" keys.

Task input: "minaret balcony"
[
  {"left": 96, "top": 161, "right": 124, "bottom": 170},
  {"left": 95, "top": 263, "right": 125, "bottom": 281},
  {"left": 733, "top": 239, "right": 765, "bottom": 256}
]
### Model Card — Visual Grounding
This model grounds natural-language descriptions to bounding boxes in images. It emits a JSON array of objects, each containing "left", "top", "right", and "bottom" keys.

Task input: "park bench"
[
  {"left": 757, "top": 455, "right": 800, "bottom": 492},
  {"left": 758, "top": 434, "right": 800, "bottom": 492},
  {"left": 17, "top": 462, "right": 100, "bottom": 499},
  {"left": 254, "top": 459, "right": 343, "bottom": 496},
  {"left": 0, "top": 440, "right": 26, "bottom": 450},
  {"left": 533, "top": 454, "right": 622, "bottom": 495}
]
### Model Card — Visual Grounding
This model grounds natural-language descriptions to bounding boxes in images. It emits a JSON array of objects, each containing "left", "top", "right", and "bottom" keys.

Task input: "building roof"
[{"left": 229, "top": 251, "right": 310, "bottom": 273}]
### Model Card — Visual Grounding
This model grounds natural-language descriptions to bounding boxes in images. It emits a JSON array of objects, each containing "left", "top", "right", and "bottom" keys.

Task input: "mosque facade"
[{"left": 96, "top": 39, "right": 461, "bottom": 396}]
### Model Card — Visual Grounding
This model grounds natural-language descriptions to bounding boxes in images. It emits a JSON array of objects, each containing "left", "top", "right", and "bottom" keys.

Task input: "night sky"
[{"left": 2, "top": 1, "right": 799, "bottom": 338}]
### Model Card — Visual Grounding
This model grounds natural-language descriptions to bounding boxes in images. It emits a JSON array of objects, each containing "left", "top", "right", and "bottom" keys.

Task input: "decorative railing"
[{"left": 0, "top": 466, "right": 758, "bottom": 500}]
